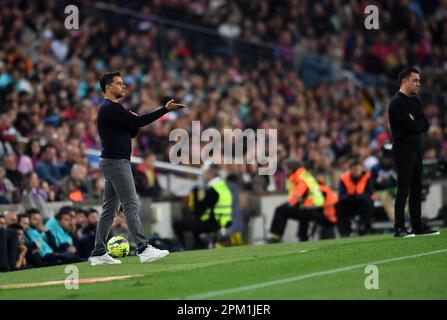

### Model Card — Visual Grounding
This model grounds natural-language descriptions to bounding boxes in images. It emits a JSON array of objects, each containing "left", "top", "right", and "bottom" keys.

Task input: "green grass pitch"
[{"left": 1, "top": 228, "right": 446, "bottom": 300}]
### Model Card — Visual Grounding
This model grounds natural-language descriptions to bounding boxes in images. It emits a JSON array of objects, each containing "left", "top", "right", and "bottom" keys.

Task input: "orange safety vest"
[
  {"left": 69, "top": 189, "right": 84, "bottom": 202},
  {"left": 288, "top": 168, "right": 324, "bottom": 208},
  {"left": 319, "top": 184, "right": 338, "bottom": 223},
  {"left": 340, "top": 171, "right": 374, "bottom": 199}
]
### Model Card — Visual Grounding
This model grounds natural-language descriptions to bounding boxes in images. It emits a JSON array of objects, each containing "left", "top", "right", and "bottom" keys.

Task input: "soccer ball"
[{"left": 107, "top": 236, "right": 130, "bottom": 258}]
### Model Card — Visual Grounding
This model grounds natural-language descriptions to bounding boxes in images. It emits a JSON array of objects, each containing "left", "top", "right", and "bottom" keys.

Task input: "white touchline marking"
[
  {"left": 182, "top": 248, "right": 447, "bottom": 300},
  {"left": 0, "top": 274, "right": 145, "bottom": 290}
]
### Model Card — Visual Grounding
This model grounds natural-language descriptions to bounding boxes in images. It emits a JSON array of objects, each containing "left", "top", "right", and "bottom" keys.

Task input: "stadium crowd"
[
  {"left": 0, "top": 205, "right": 134, "bottom": 272},
  {"left": 1, "top": 1, "right": 447, "bottom": 270},
  {"left": 117, "top": 0, "right": 447, "bottom": 92}
]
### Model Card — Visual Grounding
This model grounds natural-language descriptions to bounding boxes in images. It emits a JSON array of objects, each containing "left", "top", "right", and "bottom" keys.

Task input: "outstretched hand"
[{"left": 165, "top": 99, "right": 187, "bottom": 111}]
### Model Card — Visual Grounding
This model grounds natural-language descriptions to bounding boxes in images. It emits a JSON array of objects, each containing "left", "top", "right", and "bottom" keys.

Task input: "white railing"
[{"left": 85, "top": 148, "right": 204, "bottom": 175}]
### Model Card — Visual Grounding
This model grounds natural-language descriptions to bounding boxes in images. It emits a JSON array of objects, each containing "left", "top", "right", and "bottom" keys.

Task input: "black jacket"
[{"left": 388, "top": 91, "right": 429, "bottom": 147}]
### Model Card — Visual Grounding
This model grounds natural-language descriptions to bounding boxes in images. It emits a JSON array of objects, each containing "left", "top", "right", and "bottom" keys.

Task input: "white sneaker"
[
  {"left": 137, "top": 245, "right": 169, "bottom": 263},
  {"left": 90, "top": 253, "right": 122, "bottom": 266}
]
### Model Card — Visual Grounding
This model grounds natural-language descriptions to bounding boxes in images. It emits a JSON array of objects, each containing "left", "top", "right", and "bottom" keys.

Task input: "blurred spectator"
[
  {"left": 4, "top": 210, "right": 18, "bottom": 226},
  {"left": 45, "top": 206, "right": 78, "bottom": 256},
  {"left": 24, "top": 209, "right": 79, "bottom": 267},
  {"left": 371, "top": 144, "right": 397, "bottom": 221},
  {"left": 17, "top": 212, "right": 40, "bottom": 267},
  {"left": 111, "top": 210, "right": 130, "bottom": 238},
  {"left": 133, "top": 151, "right": 163, "bottom": 198},
  {"left": 76, "top": 208, "right": 98, "bottom": 259},
  {"left": 7, "top": 223, "right": 28, "bottom": 270},
  {"left": 24, "top": 139, "right": 41, "bottom": 169},
  {"left": 40, "top": 180, "right": 57, "bottom": 202},
  {"left": 0, "top": 166, "right": 15, "bottom": 204},
  {"left": 87, "top": 176, "right": 105, "bottom": 200},
  {"left": 268, "top": 160, "right": 326, "bottom": 243},
  {"left": 61, "top": 164, "right": 89, "bottom": 202},
  {"left": 15, "top": 141, "right": 34, "bottom": 175},
  {"left": 0, "top": 213, "right": 20, "bottom": 272},
  {"left": 336, "top": 158, "right": 375, "bottom": 237},
  {"left": 21, "top": 171, "right": 50, "bottom": 217},
  {"left": 73, "top": 208, "right": 88, "bottom": 238},
  {"left": 3, "top": 153, "right": 24, "bottom": 193},
  {"left": 35, "top": 144, "right": 62, "bottom": 187},
  {"left": 173, "top": 165, "right": 232, "bottom": 249}
]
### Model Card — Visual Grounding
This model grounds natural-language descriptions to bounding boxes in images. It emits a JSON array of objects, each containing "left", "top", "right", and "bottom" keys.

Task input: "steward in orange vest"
[
  {"left": 336, "top": 158, "right": 374, "bottom": 237},
  {"left": 319, "top": 183, "right": 338, "bottom": 224},
  {"left": 269, "top": 160, "right": 336, "bottom": 242}
]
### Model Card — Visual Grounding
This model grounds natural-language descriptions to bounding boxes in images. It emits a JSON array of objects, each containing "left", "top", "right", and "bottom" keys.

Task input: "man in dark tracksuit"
[
  {"left": 90, "top": 71, "right": 187, "bottom": 265},
  {"left": 388, "top": 67, "right": 440, "bottom": 238}
]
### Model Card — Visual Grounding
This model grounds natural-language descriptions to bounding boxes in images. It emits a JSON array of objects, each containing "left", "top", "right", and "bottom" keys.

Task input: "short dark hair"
[
  {"left": 349, "top": 157, "right": 362, "bottom": 167},
  {"left": 87, "top": 208, "right": 98, "bottom": 217},
  {"left": 41, "top": 143, "right": 56, "bottom": 154},
  {"left": 26, "top": 208, "right": 41, "bottom": 216},
  {"left": 74, "top": 208, "right": 87, "bottom": 218},
  {"left": 398, "top": 67, "right": 419, "bottom": 85},
  {"left": 17, "top": 213, "right": 29, "bottom": 222},
  {"left": 56, "top": 206, "right": 74, "bottom": 220},
  {"left": 100, "top": 71, "right": 121, "bottom": 93}
]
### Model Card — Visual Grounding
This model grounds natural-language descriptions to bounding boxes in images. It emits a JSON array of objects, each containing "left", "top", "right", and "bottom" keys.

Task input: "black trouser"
[
  {"left": 173, "top": 217, "right": 219, "bottom": 249},
  {"left": 270, "top": 202, "right": 333, "bottom": 242},
  {"left": 0, "top": 228, "right": 18, "bottom": 272},
  {"left": 336, "top": 197, "right": 374, "bottom": 237},
  {"left": 392, "top": 144, "right": 422, "bottom": 230}
]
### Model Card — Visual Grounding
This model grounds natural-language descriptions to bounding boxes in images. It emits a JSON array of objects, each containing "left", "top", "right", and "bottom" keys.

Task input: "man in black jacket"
[
  {"left": 388, "top": 66, "right": 440, "bottom": 238},
  {"left": 90, "top": 71, "right": 186, "bottom": 265}
]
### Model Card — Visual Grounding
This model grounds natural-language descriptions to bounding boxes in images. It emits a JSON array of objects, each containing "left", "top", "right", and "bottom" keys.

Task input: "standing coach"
[
  {"left": 388, "top": 66, "right": 440, "bottom": 238},
  {"left": 90, "top": 71, "right": 186, "bottom": 265}
]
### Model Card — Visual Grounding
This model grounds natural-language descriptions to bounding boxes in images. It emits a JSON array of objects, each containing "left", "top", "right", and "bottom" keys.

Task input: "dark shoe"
[
  {"left": 413, "top": 226, "right": 440, "bottom": 237},
  {"left": 267, "top": 234, "right": 281, "bottom": 243},
  {"left": 394, "top": 227, "right": 415, "bottom": 238}
]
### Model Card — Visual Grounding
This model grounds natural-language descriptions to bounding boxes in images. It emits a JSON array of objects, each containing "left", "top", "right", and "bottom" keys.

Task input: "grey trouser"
[{"left": 91, "top": 158, "right": 147, "bottom": 256}]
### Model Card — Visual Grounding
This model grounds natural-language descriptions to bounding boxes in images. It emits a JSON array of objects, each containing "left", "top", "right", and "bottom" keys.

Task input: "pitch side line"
[
  {"left": 182, "top": 248, "right": 447, "bottom": 300},
  {"left": 0, "top": 274, "right": 144, "bottom": 290}
]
